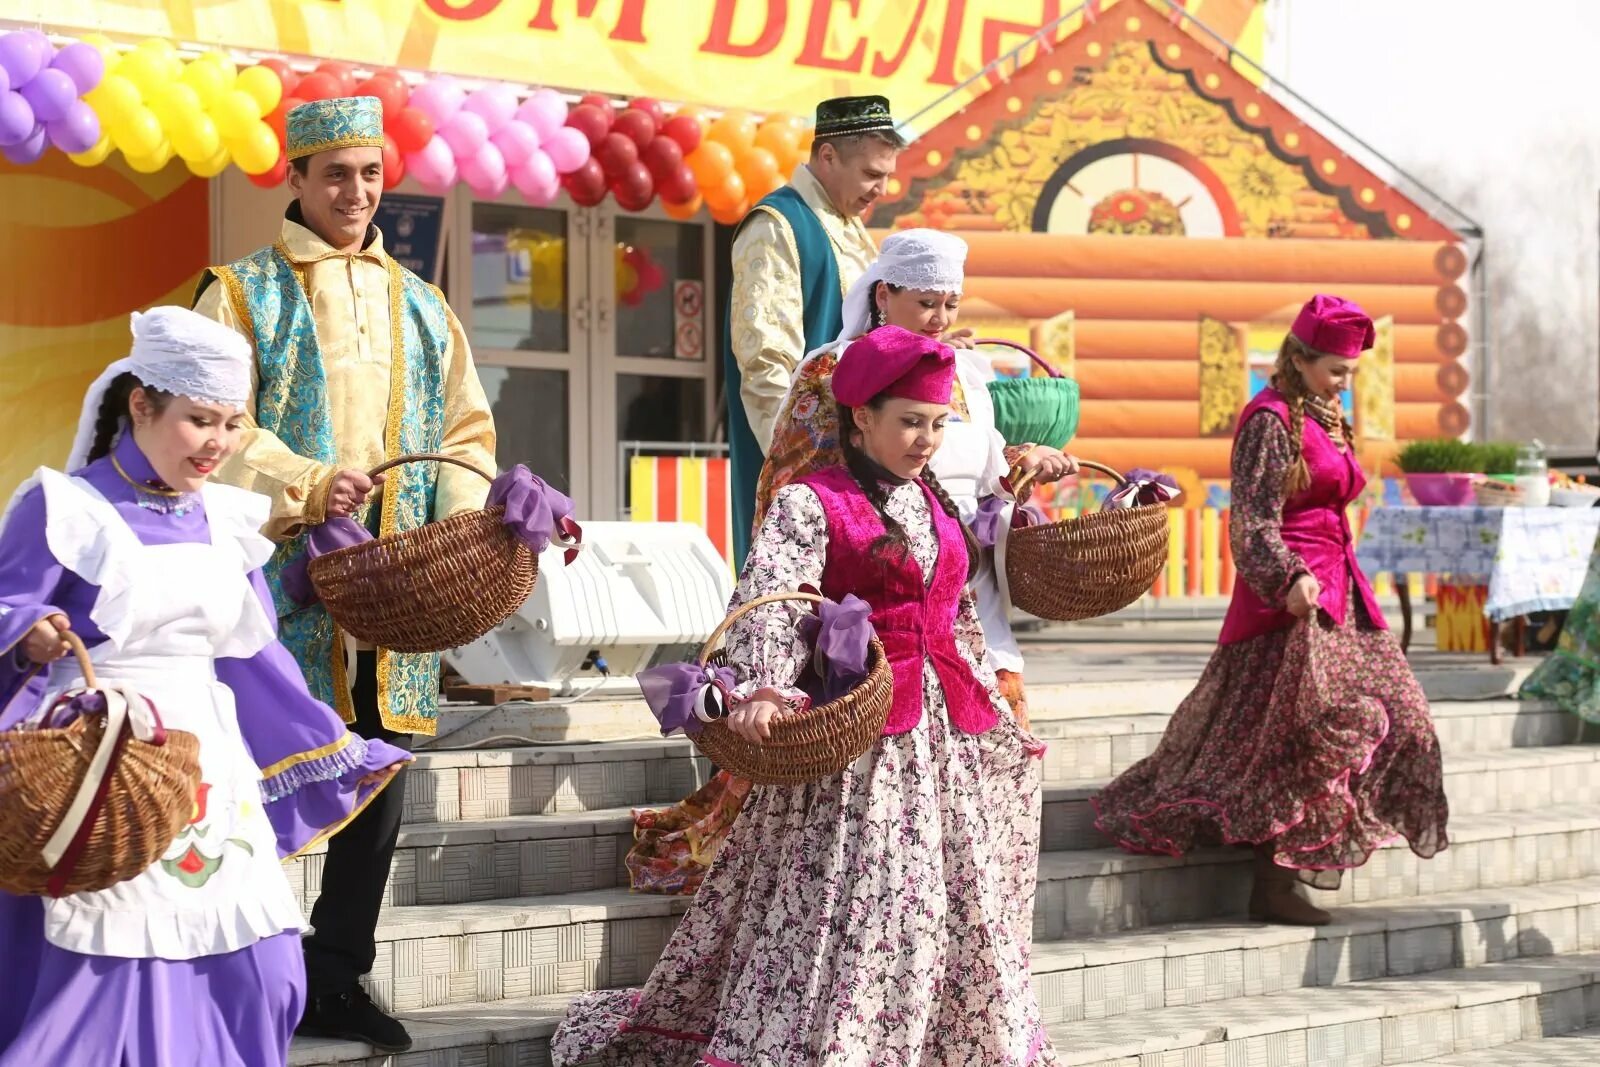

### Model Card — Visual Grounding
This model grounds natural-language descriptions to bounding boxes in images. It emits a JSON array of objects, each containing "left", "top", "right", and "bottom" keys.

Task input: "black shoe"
[{"left": 296, "top": 985, "right": 413, "bottom": 1053}]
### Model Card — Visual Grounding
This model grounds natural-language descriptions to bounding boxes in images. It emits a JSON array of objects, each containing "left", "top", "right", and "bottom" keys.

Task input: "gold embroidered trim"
[
  {"left": 212, "top": 265, "right": 255, "bottom": 340},
  {"left": 378, "top": 712, "right": 438, "bottom": 736},
  {"left": 279, "top": 764, "right": 402, "bottom": 862},
  {"left": 376, "top": 254, "right": 411, "bottom": 731},
  {"left": 257, "top": 733, "right": 353, "bottom": 781},
  {"left": 331, "top": 630, "right": 355, "bottom": 724},
  {"left": 285, "top": 134, "right": 387, "bottom": 162}
]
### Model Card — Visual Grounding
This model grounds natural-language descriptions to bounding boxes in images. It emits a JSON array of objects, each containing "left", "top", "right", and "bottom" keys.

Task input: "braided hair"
[
  {"left": 1272, "top": 334, "right": 1355, "bottom": 494},
  {"left": 836, "top": 399, "right": 981, "bottom": 581},
  {"left": 86, "top": 372, "right": 174, "bottom": 464}
]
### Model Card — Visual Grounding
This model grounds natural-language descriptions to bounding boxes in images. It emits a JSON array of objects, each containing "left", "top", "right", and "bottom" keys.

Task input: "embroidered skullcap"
[
  {"left": 66, "top": 307, "right": 254, "bottom": 470},
  {"left": 832, "top": 326, "right": 956, "bottom": 408},
  {"left": 836, "top": 228, "right": 967, "bottom": 343},
  {"left": 286, "top": 96, "right": 386, "bottom": 161},
  {"left": 1290, "top": 294, "right": 1374, "bottom": 359},
  {"left": 814, "top": 95, "right": 897, "bottom": 139}
]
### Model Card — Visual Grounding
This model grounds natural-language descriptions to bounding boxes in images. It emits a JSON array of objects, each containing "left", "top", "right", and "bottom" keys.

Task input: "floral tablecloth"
[{"left": 1357, "top": 506, "right": 1600, "bottom": 622}]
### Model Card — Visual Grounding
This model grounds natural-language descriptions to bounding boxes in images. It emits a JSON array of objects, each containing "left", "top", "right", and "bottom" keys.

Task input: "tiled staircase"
[{"left": 288, "top": 674, "right": 1600, "bottom": 1066}]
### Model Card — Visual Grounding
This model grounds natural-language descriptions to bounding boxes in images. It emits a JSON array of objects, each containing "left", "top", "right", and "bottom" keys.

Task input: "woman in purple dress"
[
  {"left": 0, "top": 307, "right": 410, "bottom": 1065},
  {"left": 1092, "top": 295, "right": 1449, "bottom": 925}
]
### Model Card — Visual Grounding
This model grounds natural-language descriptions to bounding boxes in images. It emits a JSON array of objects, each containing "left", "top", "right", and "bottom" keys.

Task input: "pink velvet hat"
[
  {"left": 831, "top": 325, "right": 956, "bottom": 407},
  {"left": 1290, "top": 294, "right": 1375, "bottom": 358}
]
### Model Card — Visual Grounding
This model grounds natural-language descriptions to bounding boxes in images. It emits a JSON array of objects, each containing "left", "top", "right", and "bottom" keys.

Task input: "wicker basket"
[
  {"left": 309, "top": 453, "right": 549, "bottom": 654},
  {"left": 693, "top": 592, "right": 894, "bottom": 785},
  {"left": 0, "top": 632, "right": 201, "bottom": 897},
  {"left": 1002, "top": 460, "right": 1170, "bottom": 622},
  {"left": 977, "top": 338, "right": 1081, "bottom": 450}
]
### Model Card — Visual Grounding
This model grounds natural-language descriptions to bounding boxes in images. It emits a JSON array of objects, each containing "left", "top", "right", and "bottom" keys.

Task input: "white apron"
[{"left": 30, "top": 469, "right": 304, "bottom": 960}]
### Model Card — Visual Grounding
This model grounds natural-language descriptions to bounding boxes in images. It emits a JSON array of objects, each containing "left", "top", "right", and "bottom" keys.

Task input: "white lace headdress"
[
  {"left": 835, "top": 228, "right": 968, "bottom": 344},
  {"left": 66, "top": 307, "right": 254, "bottom": 470}
]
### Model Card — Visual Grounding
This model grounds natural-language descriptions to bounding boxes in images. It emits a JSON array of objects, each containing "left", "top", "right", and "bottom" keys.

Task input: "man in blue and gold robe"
[{"left": 195, "top": 96, "right": 495, "bottom": 1053}]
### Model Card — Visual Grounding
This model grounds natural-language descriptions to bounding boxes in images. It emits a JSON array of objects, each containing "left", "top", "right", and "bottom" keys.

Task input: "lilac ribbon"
[
  {"left": 39, "top": 689, "right": 106, "bottom": 730},
  {"left": 489, "top": 465, "right": 583, "bottom": 564},
  {"left": 638, "top": 662, "right": 737, "bottom": 738},
  {"left": 970, "top": 496, "right": 1048, "bottom": 548},
  {"left": 795, "top": 593, "right": 873, "bottom": 704},
  {"left": 1104, "top": 468, "right": 1182, "bottom": 509},
  {"left": 282, "top": 518, "right": 375, "bottom": 608}
]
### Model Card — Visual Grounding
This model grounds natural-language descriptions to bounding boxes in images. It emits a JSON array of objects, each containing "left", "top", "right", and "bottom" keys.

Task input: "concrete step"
[
  {"left": 337, "top": 806, "right": 1600, "bottom": 1015},
  {"left": 291, "top": 953, "right": 1600, "bottom": 1066},
  {"left": 1424, "top": 1024, "right": 1600, "bottom": 1063},
  {"left": 398, "top": 699, "right": 1581, "bottom": 826},
  {"left": 1043, "top": 744, "right": 1600, "bottom": 853}
]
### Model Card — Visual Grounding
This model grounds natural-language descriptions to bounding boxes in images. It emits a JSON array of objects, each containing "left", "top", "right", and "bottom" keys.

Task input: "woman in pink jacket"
[{"left": 1092, "top": 295, "right": 1449, "bottom": 925}]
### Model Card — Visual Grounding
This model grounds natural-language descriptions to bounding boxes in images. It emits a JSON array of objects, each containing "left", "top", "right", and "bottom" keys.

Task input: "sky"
[{"left": 1262, "top": 0, "right": 1600, "bottom": 453}]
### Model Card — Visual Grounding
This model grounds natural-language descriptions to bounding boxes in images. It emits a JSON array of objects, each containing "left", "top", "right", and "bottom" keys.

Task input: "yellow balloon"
[
  {"left": 235, "top": 65, "right": 283, "bottom": 117},
  {"left": 199, "top": 51, "right": 238, "bottom": 86},
  {"left": 148, "top": 82, "right": 202, "bottom": 128},
  {"left": 135, "top": 37, "right": 182, "bottom": 80},
  {"left": 111, "top": 106, "right": 164, "bottom": 157},
  {"left": 212, "top": 90, "right": 261, "bottom": 138},
  {"left": 77, "top": 33, "right": 120, "bottom": 67},
  {"left": 124, "top": 138, "right": 174, "bottom": 174},
  {"left": 228, "top": 121, "right": 281, "bottom": 175},
  {"left": 117, "top": 49, "right": 168, "bottom": 95},
  {"left": 180, "top": 58, "right": 229, "bottom": 109},
  {"left": 188, "top": 144, "right": 232, "bottom": 178},
  {"left": 69, "top": 134, "right": 115, "bottom": 167},
  {"left": 86, "top": 74, "right": 143, "bottom": 124},
  {"left": 171, "top": 113, "right": 222, "bottom": 163}
]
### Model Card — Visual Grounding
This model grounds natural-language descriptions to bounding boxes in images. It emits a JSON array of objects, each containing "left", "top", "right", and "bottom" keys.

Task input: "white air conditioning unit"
[{"left": 444, "top": 521, "right": 734, "bottom": 695}]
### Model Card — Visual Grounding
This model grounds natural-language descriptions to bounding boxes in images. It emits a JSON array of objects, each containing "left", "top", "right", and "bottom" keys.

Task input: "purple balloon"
[
  {"left": 3, "top": 122, "right": 47, "bottom": 164},
  {"left": 0, "top": 33, "right": 45, "bottom": 89},
  {"left": 0, "top": 90, "right": 36, "bottom": 147},
  {"left": 542, "top": 125, "right": 591, "bottom": 174},
  {"left": 515, "top": 88, "right": 568, "bottom": 142},
  {"left": 490, "top": 120, "right": 540, "bottom": 169},
  {"left": 20, "top": 67, "right": 76, "bottom": 124},
  {"left": 51, "top": 41, "right": 105, "bottom": 94},
  {"left": 461, "top": 83, "right": 517, "bottom": 135},
  {"left": 0, "top": 63, "right": 10, "bottom": 97},
  {"left": 440, "top": 109, "right": 488, "bottom": 158},
  {"left": 511, "top": 148, "right": 559, "bottom": 205},
  {"left": 45, "top": 98, "right": 99, "bottom": 154},
  {"left": 407, "top": 76, "right": 465, "bottom": 127}
]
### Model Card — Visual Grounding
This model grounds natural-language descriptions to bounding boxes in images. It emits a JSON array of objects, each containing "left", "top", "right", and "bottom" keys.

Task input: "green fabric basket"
[{"left": 978, "top": 339, "right": 1080, "bottom": 449}]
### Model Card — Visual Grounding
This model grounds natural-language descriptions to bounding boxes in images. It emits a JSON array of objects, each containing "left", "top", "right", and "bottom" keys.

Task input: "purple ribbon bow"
[
  {"left": 794, "top": 592, "right": 873, "bottom": 704},
  {"left": 1104, "top": 468, "right": 1182, "bottom": 510},
  {"left": 970, "top": 496, "right": 1049, "bottom": 548},
  {"left": 282, "top": 518, "right": 375, "bottom": 608},
  {"left": 638, "top": 662, "right": 737, "bottom": 738},
  {"left": 489, "top": 465, "right": 583, "bottom": 565}
]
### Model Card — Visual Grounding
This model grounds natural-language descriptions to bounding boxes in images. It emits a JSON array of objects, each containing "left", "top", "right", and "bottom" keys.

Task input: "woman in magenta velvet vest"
[
  {"left": 1093, "top": 295, "right": 1449, "bottom": 926},
  {"left": 553, "top": 327, "right": 1057, "bottom": 1066}
]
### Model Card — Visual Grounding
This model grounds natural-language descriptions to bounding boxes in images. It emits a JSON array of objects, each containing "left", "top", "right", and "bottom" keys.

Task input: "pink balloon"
[
  {"left": 511, "top": 148, "right": 559, "bottom": 205},
  {"left": 514, "top": 88, "right": 567, "bottom": 141},
  {"left": 460, "top": 140, "right": 508, "bottom": 198},
  {"left": 461, "top": 83, "right": 517, "bottom": 135},
  {"left": 542, "top": 125, "right": 590, "bottom": 174},
  {"left": 408, "top": 76, "right": 465, "bottom": 127},
  {"left": 440, "top": 109, "right": 488, "bottom": 158},
  {"left": 405, "top": 135, "right": 457, "bottom": 189},
  {"left": 490, "top": 120, "right": 540, "bottom": 169}
]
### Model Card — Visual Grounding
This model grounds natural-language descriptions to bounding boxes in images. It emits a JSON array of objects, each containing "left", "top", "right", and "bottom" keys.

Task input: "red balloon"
[
  {"left": 388, "top": 107, "right": 434, "bottom": 154},
  {"left": 295, "top": 72, "right": 342, "bottom": 102},
  {"left": 257, "top": 58, "right": 299, "bottom": 97},
  {"left": 578, "top": 92, "right": 615, "bottom": 120},
  {"left": 611, "top": 159, "right": 655, "bottom": 211},
  {"left": 248, "top": 156, "right": 288, "bottom": 189},
  {"left": 562, "top": 157, "right": 608, "bottom": 207},
  {"left": 566, "top": 105, "right": 612, "bottom": 149},
  {"left": 359, "top": 72, "right": 409, "bottom": 122},
  {"left": 612, "top": 108, "right": 657, "bottom": 149},
  {"left": 640, "top": 134, "right": 683, "bottom": 178},
  {"left": 266, "top": 97, "right": 302, "bottom": 144},
  {"left": 629, "top": 98, "right": 666, "bottom": 126},
  {"left": 662, "top": 115, "right": 703, "bottom": 155},
  {"left": 317, "top": 60, "right": 358, "bottom": 97},
  {"left": 382, "top": 139, "right": 405, "bottom": 189},
  {"left": 595, "top": 130, "right": 639, "bottom": 177},
  {"left": 659, "top": 162, "right": 698, "bottom": 204}
]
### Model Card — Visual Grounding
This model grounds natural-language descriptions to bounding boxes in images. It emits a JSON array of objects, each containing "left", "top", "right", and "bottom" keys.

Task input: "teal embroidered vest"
[
  {"left": 204, "top": 245, "right": 452, "bottom": 734},
  {"left": 722, "top": 185, "right": 844, "bottom": 569}
]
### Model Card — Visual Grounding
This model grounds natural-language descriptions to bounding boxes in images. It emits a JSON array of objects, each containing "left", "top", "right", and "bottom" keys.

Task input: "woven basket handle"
[
  {"left": 974, "top": 338, "right": 1062, "bottom": 380},
  {"left": 59, "top": 630, "right": 97, "bottom": 689},
  {"left": 697, "top": 591, "right": 824, "bottom": 666},
  {"left": 1011, "top": 458, "right": 1126, "bottom": 501},
  {"left": 367, "top": 452, "right": 494, "bottom": 483}
]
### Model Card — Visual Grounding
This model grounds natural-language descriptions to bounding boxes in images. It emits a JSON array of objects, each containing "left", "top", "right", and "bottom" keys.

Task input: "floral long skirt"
[
  {"left": 1092, "top": 614, "right": 1448, "bottom": 890},
  {"left": 553, "top": 704, "right": 1056, "bottom": 1066},
  {"left": 1521, "top": 537, "right": 1600, "bottom": 722}
]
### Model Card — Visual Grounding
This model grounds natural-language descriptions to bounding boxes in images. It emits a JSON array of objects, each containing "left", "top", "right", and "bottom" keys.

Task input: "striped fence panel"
[{"left": 628, "top": 455, "right": 734, "bottom": 571}]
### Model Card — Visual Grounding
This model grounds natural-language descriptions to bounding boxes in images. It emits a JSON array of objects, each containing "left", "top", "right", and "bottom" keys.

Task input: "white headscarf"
[
  {"left": 67, "top": 307, "right": 254, "bottom": 470},
  {"left": 836, "top": 228, "right": 968, "bottom": 344}
]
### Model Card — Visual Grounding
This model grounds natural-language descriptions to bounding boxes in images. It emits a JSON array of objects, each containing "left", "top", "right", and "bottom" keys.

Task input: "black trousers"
[{"left": 302, "top": 651, "right": 413, "bottom": 997}]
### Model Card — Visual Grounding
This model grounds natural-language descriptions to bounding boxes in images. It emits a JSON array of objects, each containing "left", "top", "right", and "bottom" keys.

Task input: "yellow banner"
[{"left": 0, "top": 0, "right": 1262, "bottom": 123}]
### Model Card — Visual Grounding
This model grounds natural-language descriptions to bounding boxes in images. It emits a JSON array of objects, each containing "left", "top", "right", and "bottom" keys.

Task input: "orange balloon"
[
  {"left": 754, "top": 121, "right": 800, "bottom": 161},
  {"left": 736, "top": 146, "right": 780, "bottom": 190},
  {"left": 663, "top": 194, "right": 703, "bottom": 221},
  {"left": 704, "top": 170, "right": 748, "bottom": 213},
  {"left": 674, "top": 103, "right": 708, "bottom": 123},
  {"left": 687, "top": 141, "right": 734, "bottom": 186},
  {"left": 710, "top": 197, "right": 750, "bottom": 226},
  {"left": 748, "top": 172, "right": 785, "bottom": 203},
  {"left": 797, "top": 129, "right": 815, "bottom": 156},
  {"left": 707, "top": 109, "right": 757, "bottom": 152}
]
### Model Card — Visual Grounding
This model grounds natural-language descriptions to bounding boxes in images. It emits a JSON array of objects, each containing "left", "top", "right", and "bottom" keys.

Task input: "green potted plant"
[{"left": 1396, "top": 438, "right": 1481, "bottom": 506}]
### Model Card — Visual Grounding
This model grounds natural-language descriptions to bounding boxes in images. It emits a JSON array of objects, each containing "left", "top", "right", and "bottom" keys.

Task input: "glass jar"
[{"left": 1515, "top": 440, "right": 1550, "bottom": 506}]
